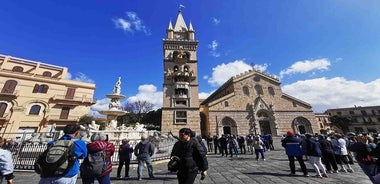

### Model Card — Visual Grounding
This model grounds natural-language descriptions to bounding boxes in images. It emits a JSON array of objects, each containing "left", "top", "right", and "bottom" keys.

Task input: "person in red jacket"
[{"left": 81, "top": 132, "right": 115, "bottom": 184}]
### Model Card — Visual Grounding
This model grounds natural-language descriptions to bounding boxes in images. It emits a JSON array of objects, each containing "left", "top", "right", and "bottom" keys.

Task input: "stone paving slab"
[{"left": 14, "top": 148, "right": 372, "bottom": 184}]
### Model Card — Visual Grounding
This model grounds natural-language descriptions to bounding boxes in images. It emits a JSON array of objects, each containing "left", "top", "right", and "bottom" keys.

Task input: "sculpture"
[
  {"left": 88, "top": 121, "right": 100, "bottom": 131},
  {"left": 113, "top": 77, "right": 121, "bottom": 95}
]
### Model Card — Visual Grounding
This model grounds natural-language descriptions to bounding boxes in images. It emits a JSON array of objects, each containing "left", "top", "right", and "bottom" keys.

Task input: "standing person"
[
  {"left": 227, "top": 135, "right": 238, "bottom": 157},
  {"left": 302, "top": 134, "right": 328, "bottom": 178},
  {"left": 39, "top": 124, "right": 87, "bottom": 184},
  {"left": 253, "top": 135, "right": 265, "bottom": 161},
  {"left": 281, "top": 131, "right": 309, "bottom": 177},
  {"left": 0, "top": 137, "right": 14, "bottom": 184},
  {"left": 213, "top": 135, "right": 220, "bottom": 155},
  {"left": 196, "top": 136, "right": 207, "bottom": 152},
  {"left": 268, "top": 134, "right": 275, "bottom": 150},
  {"left": 237, "top": 135, "right": 246, "bottom": 154},
  {"left": 219, "top": 135, "right": 228, "bottom": 157},
  {"left": 81, "top": 132, "right": 115, "bottom": 184},
  {"left": 134, "top": 135, "right": 155, "bottom": 180},
  {"left": 170, "top": 128, "right": 208, "bottom": 184},
  {"left": 246, "top": 135, "right": 254, "bottom": 154},
  {"left": 331, "top": 133, "right": 354, "bottom": 173},
  {"left": 117, "top": 139, "right": 133, "bottom": 179},
  {"left": 206, "top": 135, "right": 213, "bottom": 153},
  {"left": 318, "top": 134, "right": 339, "bottom": 173}
]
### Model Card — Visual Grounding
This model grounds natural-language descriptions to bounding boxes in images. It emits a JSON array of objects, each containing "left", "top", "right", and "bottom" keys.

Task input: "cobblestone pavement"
[{"left": 15, "top": 148, "right": 372, "bottom": 184}]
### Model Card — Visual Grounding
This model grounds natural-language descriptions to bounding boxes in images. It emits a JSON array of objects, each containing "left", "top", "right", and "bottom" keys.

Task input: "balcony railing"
[
  {"left": 46, "top": 115, "right": 80, "bottom": 121},
  {"left": 51, "top": 95, "right": 96, "bottom": 104},
  {"left": 0, "top": 89, "right": 19, "bottom": 97}
]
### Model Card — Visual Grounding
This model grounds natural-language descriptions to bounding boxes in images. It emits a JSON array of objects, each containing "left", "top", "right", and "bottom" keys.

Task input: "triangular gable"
[{"left": 253, "top": 97, "right": 271, "bottom": 112}]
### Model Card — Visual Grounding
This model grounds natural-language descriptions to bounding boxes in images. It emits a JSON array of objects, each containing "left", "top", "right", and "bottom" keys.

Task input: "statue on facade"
[{"left": 134, "top": 122, "right": 145, "bottom": 131}]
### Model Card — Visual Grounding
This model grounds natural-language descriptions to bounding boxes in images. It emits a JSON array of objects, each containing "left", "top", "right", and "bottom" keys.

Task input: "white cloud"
[
  {"left": 65, "top": 72, "right": 94, "bottom": 83},
  {"left": 90, "top": 98, "right": 109, "bottom": 118},
  {"left": 126, "top": 84, "right": 163, "bottom": 109},
  {"left": 208, "top": 40, "right": 220, "bottom": 57},
  {"left": 280, "top": 58, "right": 331, "bottom": 78},
  {"left": 207, "top": 60, "right": 251, "bottom": 86},
  {"left": 211, "top": 17, "right": 220, "bottom": 25},
  {"left": 199, "top": 91, "right": 214, "bottom": 100},
  {"left": 206, "top": 60, "right": 269, "bottom": 87},
  {"left": 282, "top": 77, "right": 380, "bottom": 113},
  {"left": 113, "top": 11, "right": 151, "bottom": 35}
]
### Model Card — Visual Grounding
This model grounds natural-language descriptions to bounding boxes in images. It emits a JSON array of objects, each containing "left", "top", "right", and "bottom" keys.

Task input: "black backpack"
[
  {"left": 34, "top": 139, "right": 76, "bottom": 177},
  {"left": 80, "top": 149, "right": 107, "bottom": 178}
]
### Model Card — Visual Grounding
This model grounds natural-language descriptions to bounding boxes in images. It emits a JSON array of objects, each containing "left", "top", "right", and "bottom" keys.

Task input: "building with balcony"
[
  {"left": 0, "top": 54, "right": 96, "bottom": 138},
  {"left": 326, "top": 106, "right": 380, "bottom": 133}
]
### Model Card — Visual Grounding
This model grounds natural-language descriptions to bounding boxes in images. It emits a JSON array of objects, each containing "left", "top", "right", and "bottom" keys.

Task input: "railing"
[
  {"left": 46, "top": 115, "right": 81, "bottom": 121},
  {"left": 3, "top": 131, "right": 176, "bottom": 171},
  {"left": 52, "top": 95, "right": 95, "bottom": 104}
]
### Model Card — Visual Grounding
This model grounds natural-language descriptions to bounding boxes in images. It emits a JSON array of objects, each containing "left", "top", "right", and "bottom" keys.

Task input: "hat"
[{"left": 287, "top": 131, "right": 294, "bottom": 136}]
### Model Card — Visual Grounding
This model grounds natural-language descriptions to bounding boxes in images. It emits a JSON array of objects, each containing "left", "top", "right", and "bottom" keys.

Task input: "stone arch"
[
  {"left": 220, "top": 117, "right": 237, "bottom": 136},
  {"left": 292, "top": 117, "right": 313, "bottom": 135},
  {"left": 255, "top": 109, "right": 277, "bottom": 136}
]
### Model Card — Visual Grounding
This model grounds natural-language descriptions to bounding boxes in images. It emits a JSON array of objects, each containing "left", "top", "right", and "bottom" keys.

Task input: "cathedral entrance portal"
[
  {"left": 292, "top": 117, "right": 313, "bottom": 134},
  {"left": 223, "top": 127, "right": 231, "bottom": 135},
  {"left": 298, "top": 125, "right": 306, "bottom": 134},
  {"left": 221, "top": 117, "right": 237, "bottom": 135},
  {"left": 259, "top": 120, "right": 271, "bottom": 135}
]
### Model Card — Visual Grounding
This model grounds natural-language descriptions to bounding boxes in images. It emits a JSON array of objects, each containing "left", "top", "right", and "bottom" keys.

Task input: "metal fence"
[{"left": 3, "top": 131, "right": 177, "bottom": 171}]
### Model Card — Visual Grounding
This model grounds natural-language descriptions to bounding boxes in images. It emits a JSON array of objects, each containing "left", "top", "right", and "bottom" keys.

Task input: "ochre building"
[{"left": 0, "top": 54, "right": 96, "bottom": 138}]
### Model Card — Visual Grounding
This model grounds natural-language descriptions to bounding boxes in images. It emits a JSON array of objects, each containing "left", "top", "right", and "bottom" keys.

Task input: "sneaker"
[
  {"left": 124, "top": 176, "right": 129, "bottom": 179},
  {"left": 348, "top": 169, "right": 354, "bottom": 173},
  {"left": 340, "top": 169, "right": 348, "bottom": 173},
  {"left": 149, "top": 176, "right": 155, "bottom": 179},
  {"left": 303, "top": 174, "right": 310, "bottom": 177},
  {"left": 327, "top": 170, "right": 333, "bottom": 174},
  {"left": 322, "top": 173, "right": 328, "bottom": 178},
  {"left": 262, "top": 158, "right": 266, "bottom": 161},
  {"left": 289, "top": 173, "right": 296, "bottom": 176},
  {"left": 333, "top": 170, "right": 339, "bottom": 173},
  {"left": 313, "top": 175, "right": 322, "bottom": 178},
  {"left": 138, "top": 177, "right": 142, "bottom": 181}
]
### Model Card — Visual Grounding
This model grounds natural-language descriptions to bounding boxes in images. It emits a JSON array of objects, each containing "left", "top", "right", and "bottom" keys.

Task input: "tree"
[
  {"left": 124, "top": 100, "right": 154, "bottom": 122},
  {"left": 141, "top": 108, "right": 162, "bottom": 130},
  {"left": 329, "top": 115, "right": 351, "bottom": 133}
]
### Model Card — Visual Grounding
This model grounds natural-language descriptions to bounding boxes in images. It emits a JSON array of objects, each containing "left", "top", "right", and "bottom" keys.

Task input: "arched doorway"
[
  {"left": 292, "top": 117, "right": 313, "bottom": 134},
  {"left": 256, "top": 110, "right": 276, "bottom": 135},
  {"left": 221, "top": 117, "right": 237, "bottom": 135}
]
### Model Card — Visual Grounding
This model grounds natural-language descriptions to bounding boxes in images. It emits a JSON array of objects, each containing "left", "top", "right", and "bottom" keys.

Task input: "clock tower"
[{"left": 161, "top": 10, "right": 200, "bottom": 134}]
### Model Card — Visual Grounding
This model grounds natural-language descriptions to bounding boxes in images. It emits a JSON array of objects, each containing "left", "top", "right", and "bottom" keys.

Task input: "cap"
[{"left": 287, "top": 131, "right": 294, "bottom": 136}]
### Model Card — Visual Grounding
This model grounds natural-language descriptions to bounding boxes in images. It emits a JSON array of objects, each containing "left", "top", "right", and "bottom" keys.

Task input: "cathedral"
[{"left": 161, "top": 11, "right": 318, "bottom": 137}]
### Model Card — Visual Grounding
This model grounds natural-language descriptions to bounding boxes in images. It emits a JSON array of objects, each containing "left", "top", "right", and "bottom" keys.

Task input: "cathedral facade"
[{"left": 161, "top": 11, "right": 319, "bottom": 136}]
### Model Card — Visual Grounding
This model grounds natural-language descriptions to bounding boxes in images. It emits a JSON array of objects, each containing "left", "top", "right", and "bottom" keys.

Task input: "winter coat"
[
  {"left": 171, "top": 138, "right": 208, "bottom": 172},
  {"left": 282, "top": 135, "right": 304, "bottom": 156},
  {"left": 118, "top": 143, "right": 133, "bottom": 161},
  {"left": 134, "top": 140, "right": 155, "bottom": 158},
  {"left": 302, "top": 138, "right": 322, "bottom": 157},
  {"left": 87, "top": 140, "right": 115, "bottom": 176}
]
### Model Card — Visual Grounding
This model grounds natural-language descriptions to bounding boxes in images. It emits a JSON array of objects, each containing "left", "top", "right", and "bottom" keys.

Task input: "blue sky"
[{"left": 1, "top": 1, "right": 380, "bottom": 116}]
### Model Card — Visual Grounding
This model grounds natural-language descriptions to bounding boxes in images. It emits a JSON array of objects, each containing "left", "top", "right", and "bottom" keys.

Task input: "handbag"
[{"left": 168, "top": 156, "right": 181, "bottom": 172}]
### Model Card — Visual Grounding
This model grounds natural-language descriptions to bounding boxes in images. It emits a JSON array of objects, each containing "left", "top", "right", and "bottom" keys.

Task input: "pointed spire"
[
  {"left": 189, "top": 21, "right": 194, "bottom": 31},
  {"left": 168, "top": 20, "right": 173, "bottom": 30},
  {"left": 173, "top": 11, "right": 188, "bottom": 31}
]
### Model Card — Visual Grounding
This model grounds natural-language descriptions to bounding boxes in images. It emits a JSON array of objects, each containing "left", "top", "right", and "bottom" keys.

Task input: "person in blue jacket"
[
  {"left": 281, "top": 130, "right": 309, "bottom": 177},
  {"left": 39, "top": 124, "right": 88, "bottom": 184}
]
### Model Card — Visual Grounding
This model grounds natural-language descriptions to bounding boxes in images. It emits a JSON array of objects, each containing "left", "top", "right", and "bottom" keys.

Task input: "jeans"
[
  {"left": 39, "top": 174, "right": 78, "bottom": 184},
  {"left": 137, "top": 155, "right": 154, "bottom": 178},
  {"left": 82, "top": 174, "right": 110, "bottom": 184}
]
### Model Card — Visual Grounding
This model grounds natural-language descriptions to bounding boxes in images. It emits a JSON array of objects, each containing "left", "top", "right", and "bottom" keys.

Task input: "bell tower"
[{"left": 161, "top": 10, "right": 200, "bottom": 134}]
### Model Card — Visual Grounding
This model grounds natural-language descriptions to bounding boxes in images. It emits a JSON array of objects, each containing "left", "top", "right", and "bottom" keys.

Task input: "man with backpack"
[
  {"left": 0, "top": 137, "right": 14, "bottom": 184},
  {"left": 134, "top": 135, "right": 155, "bottom": 180},
  {"left": 80, "top": 132, "right": 115, "bottom": 184},
  {"left": 38, "top": 124, "right": 87, "bottom": 184}
]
